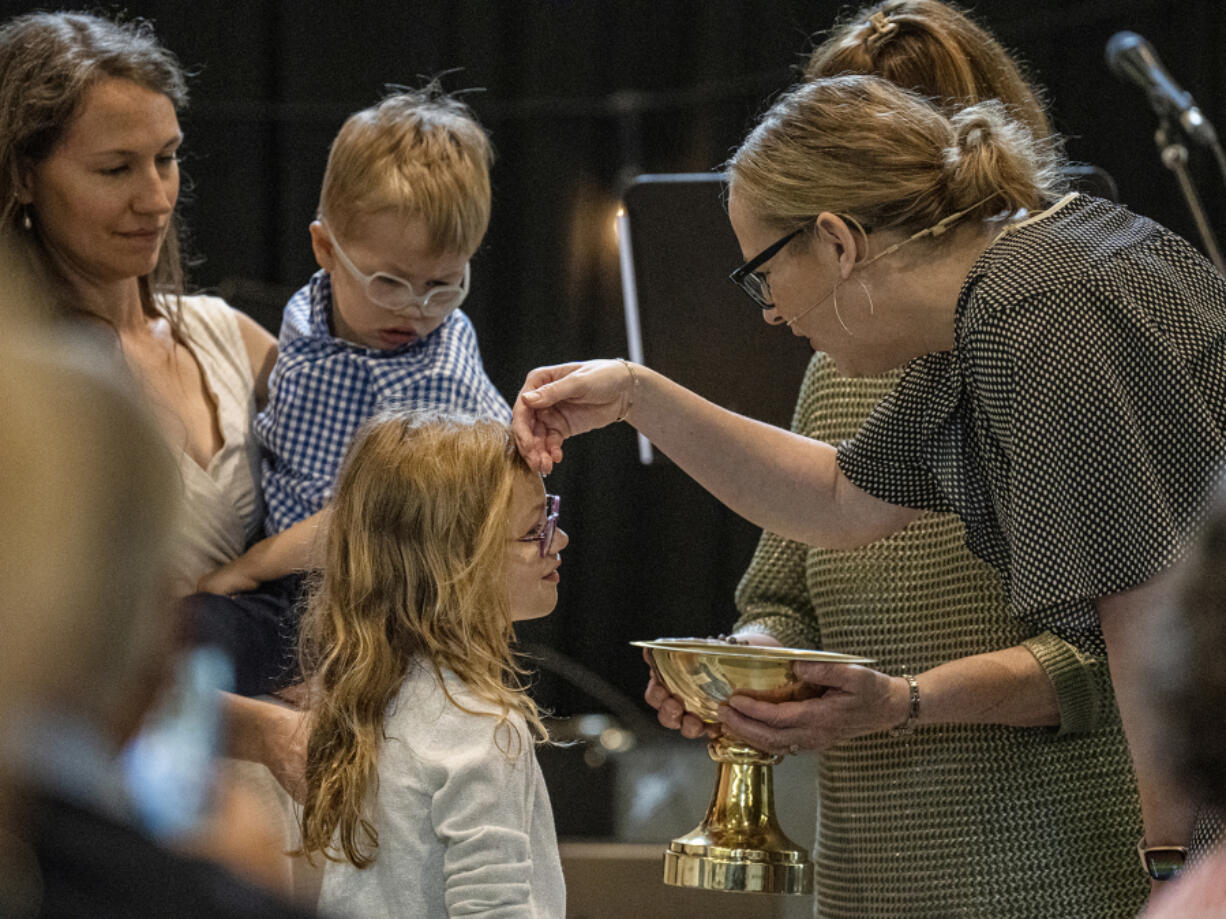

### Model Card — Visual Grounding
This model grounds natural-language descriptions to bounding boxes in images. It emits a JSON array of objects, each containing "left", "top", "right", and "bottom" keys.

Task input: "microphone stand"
[{"left": 1155, "top": 117, "right": 1226, "bottom": 274}]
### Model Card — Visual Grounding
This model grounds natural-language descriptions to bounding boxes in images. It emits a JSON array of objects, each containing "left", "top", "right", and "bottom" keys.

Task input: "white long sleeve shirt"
[{"left": 317, "top": 660, "right": 564, "bottom": 918}]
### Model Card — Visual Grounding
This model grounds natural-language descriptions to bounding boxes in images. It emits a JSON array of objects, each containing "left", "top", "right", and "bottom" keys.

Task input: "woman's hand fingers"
[
  {"left": 263, "top": 704, "right": 310, "bottom": 804},
  {"left": 512, "top": 363, "right": 580, "bottom": 472},
  {"left": 718, "top": 697, "right": 819, "bottom": 754},
  {"left": 196, "top": 563, "right": 258, "bottom": 597},
  {"left": 717, "top": 664, "right": 902, "bottom": 755},
  {"left": 512, "top": 360, "right": 636, "bottom": 472},
  {"left": 644, "top": 665, "right": 713, "bottom": 740},
  {"left": 791, "top": 660, "right": 867, "bottom": 690}
]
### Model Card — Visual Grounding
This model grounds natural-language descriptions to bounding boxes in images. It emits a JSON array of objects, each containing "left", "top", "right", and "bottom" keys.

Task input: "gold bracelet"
[
  {"left": 614, "top": 358, "right": 638, "bottom": 423},
  {"left": 889, "top": 673, "right": 920, "bottom": 737}
]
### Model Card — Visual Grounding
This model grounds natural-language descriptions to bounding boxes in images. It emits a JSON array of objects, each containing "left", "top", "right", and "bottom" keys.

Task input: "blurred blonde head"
[
  {"left": 318, "top": 85, "right": 493, "bottom": 257},
  {"left": 0, "top": 284, "right": 179, "bottom": 740},
  {"left": 297, "top": 411, "right": 544, "bottom": 868}
]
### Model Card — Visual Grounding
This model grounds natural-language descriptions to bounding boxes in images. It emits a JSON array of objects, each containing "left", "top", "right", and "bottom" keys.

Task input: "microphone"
[{"left": 1105, "top": 31, "right": 1217, "bottom": 146}]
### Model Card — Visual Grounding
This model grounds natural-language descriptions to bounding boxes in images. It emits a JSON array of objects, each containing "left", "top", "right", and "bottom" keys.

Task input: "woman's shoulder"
[
  {"left": 171, "top": 291, "right": 241, "bottom": 328},
  {"left": 964, "top": 196, "right": 1171, "bottom": 310},
  {"left": 169, "top": 294, "right": 275, "bottom": 396},
  {"left": 160, "top": 293, "right": 244, "bottom": 354}
]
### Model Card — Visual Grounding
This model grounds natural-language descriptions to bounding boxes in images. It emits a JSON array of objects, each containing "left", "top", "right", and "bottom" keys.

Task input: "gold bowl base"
[{"left": 664, "top": 839, "right": 813, "bottom": 894}]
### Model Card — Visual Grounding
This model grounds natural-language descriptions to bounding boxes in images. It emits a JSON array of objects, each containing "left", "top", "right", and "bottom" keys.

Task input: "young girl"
[{"left": 296, "top": 410, "right": 567, "bottom": 918}]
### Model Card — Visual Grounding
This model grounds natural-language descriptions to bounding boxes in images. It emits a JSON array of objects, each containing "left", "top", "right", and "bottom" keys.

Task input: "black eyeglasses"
[
  {"left": 728, "top": 226, "right": 807, "bottom": 307},
  {"left": 729, "top": 217, "right": 874, "bottom": 308},
  {"left": 514, "top": 494, "right": 561, "bottom": 557}
]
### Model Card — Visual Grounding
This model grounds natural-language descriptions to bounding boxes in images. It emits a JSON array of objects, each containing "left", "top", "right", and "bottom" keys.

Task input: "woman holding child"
[
  {"left": 1, "top": 12, "right": 562, "bottom": 913},
  {"left": 0, "top": 10, "right": 507, "bottom": 705}
]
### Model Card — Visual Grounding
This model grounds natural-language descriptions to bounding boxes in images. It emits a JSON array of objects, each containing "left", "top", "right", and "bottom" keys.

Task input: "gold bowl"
[
  {"left": 634, "top": 637, "right": 872, "bottom": 724},
  {"left": 633, "top": 638, "right": 873, "bottom": 895}
]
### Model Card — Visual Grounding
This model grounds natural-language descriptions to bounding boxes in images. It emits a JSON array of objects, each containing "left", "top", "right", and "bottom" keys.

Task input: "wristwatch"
[{"left": 1137, "top": 837, "right": 1188, "bottom": 881}]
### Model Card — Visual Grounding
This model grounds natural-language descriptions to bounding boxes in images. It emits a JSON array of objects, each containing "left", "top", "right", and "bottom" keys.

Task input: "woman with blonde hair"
[
  {"left": 297, "top": 411, "right": 567, "bottom": 918},
  {"left": 646, "top": 3, "right": 1143, "bottom": 915},
  {"left": 514, "top": 28, "right": 1226, "bottom": 916}
]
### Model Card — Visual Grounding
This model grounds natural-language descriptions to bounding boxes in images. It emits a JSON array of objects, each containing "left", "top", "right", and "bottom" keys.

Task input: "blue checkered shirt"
[{"left": 255, "top": 270, "right": 511, "bottom": 534}]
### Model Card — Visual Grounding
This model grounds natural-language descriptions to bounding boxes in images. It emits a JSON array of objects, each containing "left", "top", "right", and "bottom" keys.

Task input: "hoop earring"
[
  {"left": 832, "top": 283, "right": 851, "bottom": 335},
  {"left": 857, "top": 276, "right": 875, "bottom": 316}
]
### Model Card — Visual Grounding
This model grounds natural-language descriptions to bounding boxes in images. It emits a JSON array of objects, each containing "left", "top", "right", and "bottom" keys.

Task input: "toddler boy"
[{"left": 188, "top": 88, "right": 508, "bottom": 692}]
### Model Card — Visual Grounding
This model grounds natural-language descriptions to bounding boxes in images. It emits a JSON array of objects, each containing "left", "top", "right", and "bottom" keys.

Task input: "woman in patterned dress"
[
  {"left": 511, "top": 35, "right": 1226, "bottom": 912},
  {"left": 700, "top": 6, "right": 1146, "bottom": 915}
]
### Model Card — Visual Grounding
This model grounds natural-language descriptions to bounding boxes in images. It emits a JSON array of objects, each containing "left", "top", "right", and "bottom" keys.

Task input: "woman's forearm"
[
  {"left": 721, "top": 642, "right": 1064, "bottom": 755},
  {"left": 629, "top": 366, "right": 917, "bottom": 548},
  {"left": 911, "top": 644, "right": 1060, "bottom": 728},
  {"left": 242, "top": 510, "right": 325, "bottom": 579},
  {"left": 195, "top": 510, "right": 326, "bottom": 594},
  {"left": 221, "top": 692, "right": 307, "bottom": 802}
]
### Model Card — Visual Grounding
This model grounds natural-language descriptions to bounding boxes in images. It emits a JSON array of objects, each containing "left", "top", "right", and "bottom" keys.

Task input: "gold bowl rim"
[{"left": 631, "top": 638, "right": 874, "bottom": 665}]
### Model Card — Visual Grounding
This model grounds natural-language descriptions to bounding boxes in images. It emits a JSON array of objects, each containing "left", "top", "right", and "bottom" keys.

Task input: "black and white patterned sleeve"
[{"left": 973, "top": 273, "right": 1226, "bottom": 615}]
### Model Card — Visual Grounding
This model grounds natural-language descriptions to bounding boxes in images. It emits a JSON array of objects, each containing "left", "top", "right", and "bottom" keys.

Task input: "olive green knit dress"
[{"left": 733, "top": 353, "right": 1146, "bottom": 919}]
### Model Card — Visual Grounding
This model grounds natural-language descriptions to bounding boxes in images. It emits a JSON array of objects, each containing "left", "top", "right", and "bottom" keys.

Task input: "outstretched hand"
[
  {"left": 260, "top": 702, "right": 309, "bottom": 803},
  {"left": 512, "top": 359, "right": 636, "bottom": 474},
  {"left": 718, "top": 662, "right": 907, "bottom": 756}
]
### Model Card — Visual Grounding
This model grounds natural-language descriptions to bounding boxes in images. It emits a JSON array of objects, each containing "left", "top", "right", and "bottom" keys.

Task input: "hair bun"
[
  {"left": 954, "top": 110, "right": 995, "bottom": 151},
  {"left": 940, "top": 100, "right": 1053, "bottom": 214}
]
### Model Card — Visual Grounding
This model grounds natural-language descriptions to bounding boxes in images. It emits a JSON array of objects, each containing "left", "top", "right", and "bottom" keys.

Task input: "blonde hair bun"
[{"left": 943, "top": 100, "right": 1053, "bottom": 214}]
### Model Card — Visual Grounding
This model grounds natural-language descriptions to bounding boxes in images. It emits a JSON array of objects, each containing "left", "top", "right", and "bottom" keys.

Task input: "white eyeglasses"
[{"left": 324, "top": 223, "right": 470, "bottom": 318}]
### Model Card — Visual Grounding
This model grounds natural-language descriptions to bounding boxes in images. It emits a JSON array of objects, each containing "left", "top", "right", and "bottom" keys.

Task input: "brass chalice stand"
[{"left": 633, "top": 638, "right": 873, "bottom": 895}]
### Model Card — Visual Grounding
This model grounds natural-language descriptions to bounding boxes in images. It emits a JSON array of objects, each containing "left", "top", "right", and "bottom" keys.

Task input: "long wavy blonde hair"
[{"left": 296, "top": 411, "right": 547, "bottom": 868}]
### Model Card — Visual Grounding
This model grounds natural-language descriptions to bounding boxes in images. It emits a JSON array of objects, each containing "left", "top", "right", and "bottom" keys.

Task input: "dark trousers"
[{"left": 178, "top": 573, "right": 307, "bottom": 696}]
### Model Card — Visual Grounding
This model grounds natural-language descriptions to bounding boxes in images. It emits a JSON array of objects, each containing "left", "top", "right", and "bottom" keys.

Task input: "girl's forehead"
[{"left": 510, "top": 471, "right": 545, "bottom": 511}]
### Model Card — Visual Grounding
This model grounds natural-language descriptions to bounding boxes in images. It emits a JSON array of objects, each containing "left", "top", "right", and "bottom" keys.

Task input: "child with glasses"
[
  {"left": 185, "top": 86, "right": 508, "bottom": 694},
  {"left": 295, "top": 410, "right": 567, "bottom": 919}
]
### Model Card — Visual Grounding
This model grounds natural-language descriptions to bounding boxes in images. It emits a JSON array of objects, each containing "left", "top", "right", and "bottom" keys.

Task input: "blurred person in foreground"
[
  {"left": 0, "top": 313, "right": 315, "bottom": 916},
  {"left": 1142, "top": 480, "right": 1226, "bottom": 918}
]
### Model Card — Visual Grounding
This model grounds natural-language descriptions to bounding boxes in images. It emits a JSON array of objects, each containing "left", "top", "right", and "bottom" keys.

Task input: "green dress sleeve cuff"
[{"left": 1023, "top": 631, "right": 1105, "bottom": 735}]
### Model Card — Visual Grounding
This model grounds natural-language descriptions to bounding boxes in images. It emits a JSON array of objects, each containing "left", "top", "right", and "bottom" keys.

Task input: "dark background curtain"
[{"left": 11, "top": 0, "right": 1223, "bottom": 717}]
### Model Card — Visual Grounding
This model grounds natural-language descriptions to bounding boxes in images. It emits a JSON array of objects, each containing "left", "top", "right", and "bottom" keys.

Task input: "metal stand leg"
[{"left": 1156, "top": 121, "right": 1226, "bottom": 275}]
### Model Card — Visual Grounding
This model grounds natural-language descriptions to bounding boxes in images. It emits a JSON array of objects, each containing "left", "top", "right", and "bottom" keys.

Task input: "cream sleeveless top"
[{"left": 160, "top": 294, "right": 264, "bottom": 598}]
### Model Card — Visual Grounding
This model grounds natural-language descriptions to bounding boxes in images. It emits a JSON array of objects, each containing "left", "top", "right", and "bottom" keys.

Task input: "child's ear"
[{"left": 309, "top": 220, "right": 335, "bottom": 272}]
